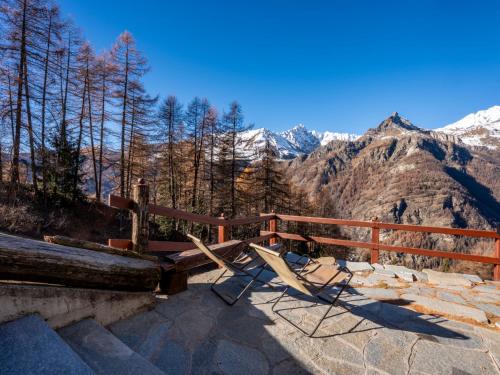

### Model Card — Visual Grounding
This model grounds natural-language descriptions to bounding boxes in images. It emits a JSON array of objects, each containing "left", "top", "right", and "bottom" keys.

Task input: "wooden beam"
[
  {"left": 493, "top": 225, "right": 500, "bottom": 281},
  {"left": 276, "top": 214, "right": 500, "bottom": 239},
  {"left": 377, "top": 242, "right": 500, "bottom": 265},
  {"left": 109, "top": 196, "right": 273, "bottom": 227},
  {"left": 0, "top": 233, "right": 160, "bottom": 291},
  {"left": 269, "top": 212, "right": 277, "bottom": 246},
  {"left": 132, "top": 180, "right": 149, "bottom": 253},
  {"left": 370, "top": 218, "right": 380, "bottom": 264},
  {"left": 148, "top": 241, "right": 197, "bottom": 252},
  {"left": 261, "top": 231, "right": 372, "bottom": 249},
  {"left": 108, "top": 195, "right": 134, "bottom": 210},
  {"left": 228, "top": 214, "right": 276, "bottom": 226},
  {"left": 262, "top": 231, "right": 500, "bottom": 265},
  {"left": 108, "top": 239, "right": 132, "bottom": 250},
  {"left": 218, "top": 214, "right": 228, "bottom": 243},
  {"left": 110, "top": 239, "right": 196, "bottom": 253}
]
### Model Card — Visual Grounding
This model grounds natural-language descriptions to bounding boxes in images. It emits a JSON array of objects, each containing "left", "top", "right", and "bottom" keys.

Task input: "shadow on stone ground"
[
  {"left": 149, "top": 274, "right": 314, "bottom": 374},
  {"left": 142, "top": 267, "right": 499, "bottom": 374},
  {"left": 189, "top": 269, "right": 498, "bottom": 373},
  {"left": 227, "top": 269, "right": 469, "bottom": 341}
]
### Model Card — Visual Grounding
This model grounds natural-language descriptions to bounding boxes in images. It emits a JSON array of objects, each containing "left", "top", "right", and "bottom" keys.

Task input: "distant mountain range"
[
  {"left": 239, "top": 105, "right": 500, "bottom": 159},
  {"left": 238, "top": 125, "right": 360, "bottom": 159}
]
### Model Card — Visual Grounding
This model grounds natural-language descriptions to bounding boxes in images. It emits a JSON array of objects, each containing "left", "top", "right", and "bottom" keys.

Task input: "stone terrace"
[{"left": 127, "top": 265, "right": 500, "bottom": 375}]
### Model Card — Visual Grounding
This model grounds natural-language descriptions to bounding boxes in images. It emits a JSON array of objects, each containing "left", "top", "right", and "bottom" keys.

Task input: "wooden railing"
[
  {"left": 262, "top": 214, "right": 500, "bottom": 280},
  {"left": 108, "top": 180, "right": 274, "bottom": 254},
  {"left": 108, "top": 180, "right": 500, "bottom": 280}
]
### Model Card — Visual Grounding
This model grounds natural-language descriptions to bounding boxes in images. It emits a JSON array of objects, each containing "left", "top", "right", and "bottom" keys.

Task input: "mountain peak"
[
  {"left": 435, "top": 105, "right": 500, "bottom": 149},
  {"left": 372, "top": 112, "right": 424, "bottom": 135}
]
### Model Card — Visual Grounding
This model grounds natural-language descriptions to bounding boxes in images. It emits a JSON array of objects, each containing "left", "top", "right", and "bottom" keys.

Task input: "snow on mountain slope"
[
  {"left": 280, "top": 124, "right": 320, "bottom": 154},
  {"left": 238, "top": 124, "right": 360, "bottom": 159},
  {"left": 434, "top": 106, "right": 500, "bottom": 149},
  {"left": 311, "top": 130, "right": 360, "bottom": 145},
  {"left": 238, "top": 128, "right": 299, "bottom": 159}
]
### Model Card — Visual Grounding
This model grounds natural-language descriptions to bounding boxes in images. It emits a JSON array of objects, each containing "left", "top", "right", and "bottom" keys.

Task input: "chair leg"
[
  {"left": 312, "top": 268, "right": 353, "bottom": 337},
  {"left": 210, "top": 265, "right": 266, "bottom": 306},
  {"left": 272, "top": 267, "right": 353, "bottom": 337}
]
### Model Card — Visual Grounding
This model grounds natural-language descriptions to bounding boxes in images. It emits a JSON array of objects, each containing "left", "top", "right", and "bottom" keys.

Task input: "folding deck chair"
[
  {"left": 249, "top": 243, "right": 353, "bottom": 337},
  {"left": 187, "top": 234, "right": 269, "bottom": 306}
]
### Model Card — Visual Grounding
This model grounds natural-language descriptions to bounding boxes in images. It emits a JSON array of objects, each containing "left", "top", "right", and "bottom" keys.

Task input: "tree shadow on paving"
[{"left": 216, "top": 269, "right": 470, "bottom": 343}]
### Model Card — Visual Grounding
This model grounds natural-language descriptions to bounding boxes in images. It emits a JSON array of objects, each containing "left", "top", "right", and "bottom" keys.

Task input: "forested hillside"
[{"left": 0, "top": 0, "right": 303, "bottom": 225}]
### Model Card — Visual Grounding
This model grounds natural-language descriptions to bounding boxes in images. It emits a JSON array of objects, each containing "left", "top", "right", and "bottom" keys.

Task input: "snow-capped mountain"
[
  {"left": 434, "top": 106, "right": 500, "bottom": 149},
  {"left": 280, "top": 124, "right": 321, "bottom": 154},
  {"left": 238, "top": 124, "right": 360, "bottom": 159}
]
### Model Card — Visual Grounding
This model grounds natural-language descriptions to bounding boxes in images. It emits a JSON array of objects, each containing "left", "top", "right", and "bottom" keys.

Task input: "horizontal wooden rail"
[
  {"left": 109, "top": 239, "right": 197, "bottom": 252},
  {"left": 263, "top": 231, "right": 500, "bottom": 265},
  {"left": 275, "top": 214, "right": 500, "bottom": 239},
  {"left": 109, "top": 195, "right": 274, "bottom": 227},
  {"left": 261, "top": 231, "right": 372, "bottom": 249}
]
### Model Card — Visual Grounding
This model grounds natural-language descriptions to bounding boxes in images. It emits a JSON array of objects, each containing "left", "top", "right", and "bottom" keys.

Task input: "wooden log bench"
[{"left": 0, "top": 233, "right": 160, "bottom": 291}]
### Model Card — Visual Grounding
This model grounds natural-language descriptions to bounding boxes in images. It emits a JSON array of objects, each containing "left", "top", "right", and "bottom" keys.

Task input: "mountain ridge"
[{"left": 240, "top": 106, "right": 500, "bottom": 160}]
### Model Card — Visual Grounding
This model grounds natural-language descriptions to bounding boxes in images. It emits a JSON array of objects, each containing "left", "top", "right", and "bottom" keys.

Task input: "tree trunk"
[
  {"left": 7, "top": 75, "right": 15, "bottom": 146},
  {"left": 168, "top": 112, "right": 176, "bottom": 209},
  {"left": 10, "top": 0, "right": 28, "bottom": 201},
  {"left": 120, "top": 44, "right": 130, "bottom": 198},
  {"left": 72, "top": 74, "right": 87, "bottom": 201},
  {"left": 125, "top": 94, "right": 136, "bottom": 198},
  {"left": 40, "top": 13, "right": 52, "bottom": 201},
  {"left": 86, "top": 64, "right": 98, "bottom": 200},
  {"left": 0, "top": 233, "right": 159, "bottom": 291},
  {"left": 97, "top": 72, "right": 107, "bottom": 202},
  {"left": 23, "top": 58, "right": 39, "bottom": 194}
]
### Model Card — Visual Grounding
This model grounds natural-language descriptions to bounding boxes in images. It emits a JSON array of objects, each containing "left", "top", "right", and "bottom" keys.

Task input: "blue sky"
[{"left": 59, "top": 0, "right": 500, "bottom": 134}]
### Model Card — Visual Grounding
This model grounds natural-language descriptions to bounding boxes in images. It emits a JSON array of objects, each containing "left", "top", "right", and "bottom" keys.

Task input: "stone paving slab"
[
  {"left": 383, "top": 264, "right": 417, "bottom": 282},
  {"left": 135, "top": 269, "right": 500, "bottom": 375},
  {"left": 337, "top": 260, "right": 374, "bottom": 273},
  {"left": 423, "top": 269, "right": 473, "bottom": 287},
  {"left": 401, "top": 293, "right": 488, "bottom": 324}
]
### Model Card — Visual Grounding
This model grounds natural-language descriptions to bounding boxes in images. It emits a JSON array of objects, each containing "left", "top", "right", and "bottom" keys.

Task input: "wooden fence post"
[
  {"left": 494, "top": 225, "right": 500, "bottom": 281},
  {"left": 269, "top": 211, "right": 277, "bottom": 246},
  {"left": 370, "top": 217, "right": 380, "bottom": 264},
  {"left": 218, "top": 214, "right": 228, "bottom": 244},
  {"left": 132, "top": 178, "right": 149, "bottom": 253}
]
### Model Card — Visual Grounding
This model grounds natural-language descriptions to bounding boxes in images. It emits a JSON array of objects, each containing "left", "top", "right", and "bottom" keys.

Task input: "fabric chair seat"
[{"left": 301, "top": 264, "right": 349, "bottom": 289}]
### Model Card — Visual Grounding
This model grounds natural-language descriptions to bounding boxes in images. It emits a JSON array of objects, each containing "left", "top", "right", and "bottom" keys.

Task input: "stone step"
[
  {"left": 401, "top": 293, "right": 488, "bottom": 324},
  {"left": 0, "top": 314, "right": 93, "bottom": 375},
  {"left": 108, "top": 309, "right": 189, "bottom": 374},
  {"left": 58, "top": 318, "right": 165, "bottom": 375},
  {"left": 423, "top": 269, "right": 473, "bottom": 287}
]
